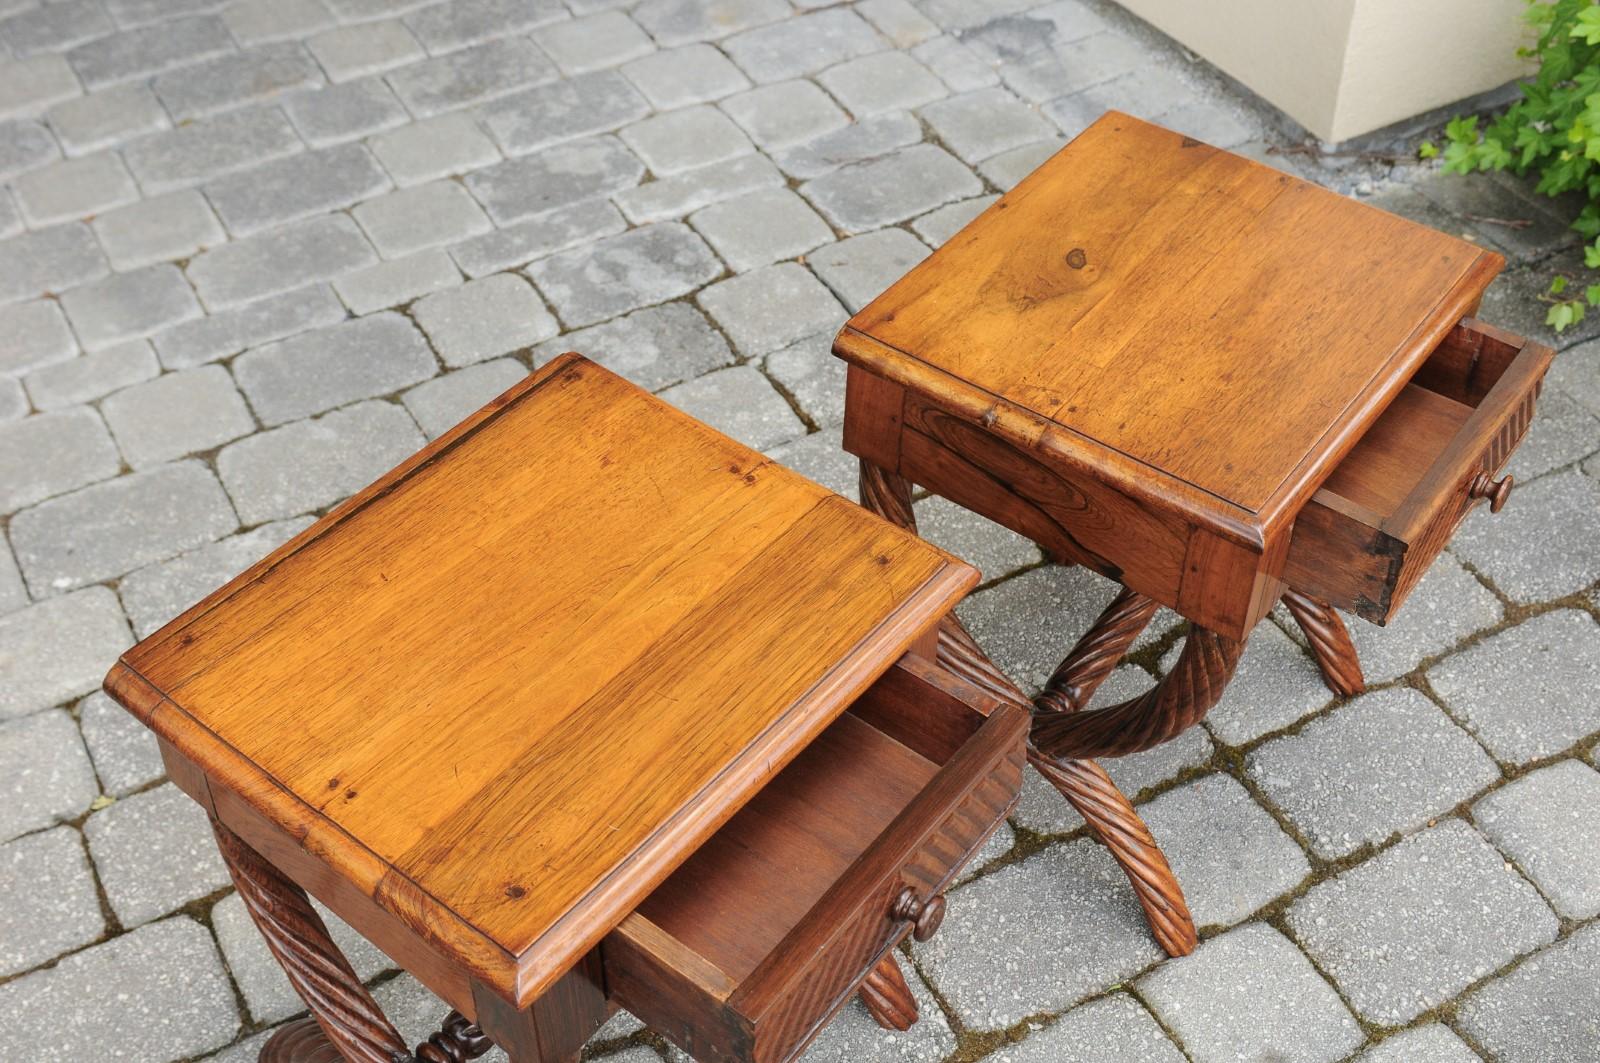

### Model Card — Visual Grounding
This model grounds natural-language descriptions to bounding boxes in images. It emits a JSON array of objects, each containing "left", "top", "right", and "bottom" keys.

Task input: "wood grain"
[{"left": 105, "top": 353, "right": 977, "bottom": 1008}]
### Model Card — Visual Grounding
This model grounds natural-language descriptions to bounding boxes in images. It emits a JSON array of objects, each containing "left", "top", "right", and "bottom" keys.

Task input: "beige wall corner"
[{"left": 1111, "top": 0, "right": 1533, "bottom": 143}]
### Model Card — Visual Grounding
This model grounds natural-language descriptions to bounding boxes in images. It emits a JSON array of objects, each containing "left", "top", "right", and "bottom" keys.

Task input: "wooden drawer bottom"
[{"left": 602, "top": 656, "right": 1026, "bottom": 1063}]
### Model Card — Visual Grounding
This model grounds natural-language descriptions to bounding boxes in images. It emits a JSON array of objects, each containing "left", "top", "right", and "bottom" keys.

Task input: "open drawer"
[
  {"left": 1285, "top": 318, "right": 1553, "bottom": 623},
  {"left": 601, "top": 655, "right": 1027, "bottom": 1063}
]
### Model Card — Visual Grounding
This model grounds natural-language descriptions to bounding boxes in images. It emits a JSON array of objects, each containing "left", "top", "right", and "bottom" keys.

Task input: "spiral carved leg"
[
  {"left": 258, "top": 1012, "right": 492, "bottom": 1063},
  {"left": 413, "top": 1012, "right": 492, "bottom": 1063},
  {"left": 1035, "top": 587, "right": 1160, "bottom": 715},
  {"left": 858, "top": 953, "right": 919, "bottom": 1031},
  {"left": 1282, "top": 589, "right": 1365, "bottom": 697}
]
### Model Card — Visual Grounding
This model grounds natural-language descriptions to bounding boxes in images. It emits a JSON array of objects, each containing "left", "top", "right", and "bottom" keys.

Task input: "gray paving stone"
[
  {"left": 770, "top": 110, "right": 923, "bottom": 180},
  {"left": 0, "top": 221, "right": 108, "bottom": 303},
  {"left": 1158, "top": 620, "right": 1327, "bottom": 746},
  {"left": 217, "top": 400, "right": 424, "bottom": 523},
  {"left": 481, "top": 70, "right": 649, "bottom": 156},
  {"left": 402, "top": 358, "right": 528, "bottom": 438},
  {"left": 621, "top": 43, "right": 750, "bottom": 110},
  {"left": 800, "top": 962, "right": 955, "bottom": 1062},
  {"left": 1507, "top": 388, "right": 1600, "bottom": 481},
  {"left": 324, "top": 0, "right": 442, "bottom": 21},
  {"left": 913, "top": 837, "right": 1164, "bottom": 1029},
  {"left": 723, "top": 8, "right": 883, "bottom": 84},
  {"left": 622, "top": 104, "right": 751, "bottom": 176},
  {"left": 1286, "top": 819, "right": 1558, "bottom": 1024},
  {"left": 820, "top": 51, "right": 946, "bottom": 117},
  {"left": 0, "top": 537, "right": 26, "bottom": 615},
  {"left": 1139, "top": 923, "right": 1361, "bottom": 1063},
  {"left": 453, "top": 198, "right": 625, "bottom": 277},
  {"left": 721, "top": 79, "right": 848, "bottom": 151},
  {"left": 764, "top": 331, "right": 844, "bottom": 427},
  {"left": 920, "top": 86, "right": 1053, "bottom": 163},
  {"left": 369, "top": 112, "right": 500, "bottom": 187},
  {"left": 84, "top": 782, "right": 230, "bottom": 926},
  {"left": 465, "top": 134, "right": 643, "bottom": 226},
  {"left": 1354, "top": 1024, "right": 1481, "bottom": 1063},
  {"left": 308, "top": 18, "right": 424, "bottom": 81},
  {"left": 58, "top": 263, "right": 202, "bottom": 350},
  {"left": 281, "top": 77, "right": 408, "bottom": 146},
  {"left": 92, "top": 189, "right": 226, "bottom": 271},
  {"left": 1454, "top": 922, "right": 1600, "bottom": 1063},
  {"left": 0, "top": 54, "right": 81, "bottom": 120},
  {"left": 632, "top": 0, "right": 789, "bottom": 47},
  {"left": 118, "top": 519, "right": 311, "bottom": 639},
  {"left": 123, "top": 105, "right": 303, "bottom": 195},
  {"left": 914, "top": 494, "right": 1038, "bottom": 582},
  {"left": 690, "top": 187, "right": 831, "bottom": 271},
  {"left": 78, "top": 690, "right": 164, "bottom": 794},
  {"left": 155, "top": 284, "right": 346, "bottom": 369},
  {"left": 1247, "top": 688, "right": 1500, "bottom": 860},
  {"left": 697, "top": 262, "right": 846, "bottom": 356},
  {"left": 979, "top": 137, "right": 1062, "bottom": 189},
  {"left": 957, "top": 3, "right": 1108, "bottom": 62},
  {"left": 102, "top": 365, "right": 254, "bottom": 468},
  {"left": 767, "top": 426, "right": 857, "bottom": 500},
  {"left": 0, "top": 916, "right": 240, "bottom": 1061},
  {"left": 804, "top": 143, "right": 980, "bottom": 232},
  {"left": 67, "top": 15, "right": 236, "bottom": 90},
  {"left": 1473, "top": 759, "right": 1600, "bottom": 919},
  {"left": 353, "top": 180, "right": 491, "bottom": 259},
  {"left": 1428, "top": 609, "right": 1600, "bottom": 765},
  {"left": 1140, "top": 773, "right": 1310, "bottom": 928},
  {"left": 387, "top": 36, "right": 555, "bottom": 116},
  {"left": 48, "top": 83, "right": 164, "bottom": 156},
  {"left": 11, "top": 149, "right": 136, "bottom": 226},
  {"left": 0, "top": 588, "right": 130, "bottom": 718},
  {"left": 1342, "top": 554, "right": 1501, "bottom": 683},
  {"left": 187, "top": 214, "right": 377, "bottom": 310},
  {"left": 1161, "top": 100, "right": 1254, "bottom": 149},
  {"left": 0, "top": 297, "right": 77, "bottom": 376},
  {"left": 955, "top": 563, "right": 1119, "bottom": 691},
  {"left": 1411, "top": 173, "right": 1576, "bottom": 262},
  {"left": 808, "top": 228, "right": 929, "bottom": 312},
  {"left": 1013, "top": 704, "right": 1214, "bottom": 834},
  {"left": 153, "top": 41, "right": 323, "bottom": 122},
  {"left": 1548, "top": 335, "right": 1600, "bottom": 418},
  {"left": 403, "top": 0, "right": 566, "bottom": 55},
  {"left": 106, "top": 0, "right": 233, "bottom": 30},
  {"left": 211, "top": 889, "right": 394, "bottom": 1024},
  {"left": 534, "top": 11, "right": 654, "bottom": 75},
  {"left": 1, "top": 1, "right": 114, "bottom": 59},
  {"left": 911, "top": 193, "right": 996, "bottom": 246},
  {"left": 0, "top": 116, "right": 60, "bottom": 182},
  {"left": 998, "top": 31, "right": 1147, "bottom": 103},
  {"left": 0, "top": 407, "right": 120, "bottom": 516},
  {"left": 530, "top": 221, "right": 721, "bottom": 328},
  {"left": 334, "top": 248, "right": 460, "bottom": 314},
  {"left": 0, "top": 188, "right": 18, "bottom": 240},
  {"left": 658, "top": 364, "right": 805, "bottom": 449},
  {"left": 0, "top": 826, "right": 103, "bottom": 977},
  {"left": 235, "top": 311, "right": 434, "bottom": 426},
  {"left": 535, "top": 300, "right": 731, "bottom": 392},
  {"left": 204, "top": 142, "right": 390, "bottom": 237},
  {"left": 13, "top": 461, "right": 239, "bottom": 595},
  {"left": 987, "top": 993, "right": 1184, "bottom": 1063},
  {"left": 615, "top": 151, "right": 784, "bottom": 224},
  {"left": 413, "top": 273, "right": 556, "bottom": 367},
  {"left": 223, "top": 0, "right": 336, "bottom": 45},
  {"left": 1, "top": 707, "right": 98, "bottom": 848}
]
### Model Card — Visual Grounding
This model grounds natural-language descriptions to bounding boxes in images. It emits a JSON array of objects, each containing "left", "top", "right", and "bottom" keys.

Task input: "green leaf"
[
  {"left": 1547, "top": 300, "right": 1577, "bottom": 330},
  {"left": 1570, "top": 6, "right": 1600, "bottom": 44},
  {"left": 1418, "top": 140, "right": 1439, "bottom": 159},
  {"left": 1585, "top": 283, "right": 1600, "bottom": 304},
  {"left": 1551, "top": 274, "right": 1569, "bottom": 294}
]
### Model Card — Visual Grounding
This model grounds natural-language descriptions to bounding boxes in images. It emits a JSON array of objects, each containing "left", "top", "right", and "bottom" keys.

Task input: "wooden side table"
[
  {"left": 835, "top": 112, "right": 1554, "bottom": 956},
  {"left": 104, "top": 355, "right": 1028, "bottom": 1063}
]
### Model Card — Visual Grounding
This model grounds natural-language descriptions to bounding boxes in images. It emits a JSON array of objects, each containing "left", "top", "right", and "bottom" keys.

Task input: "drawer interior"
[{"left": 1318, "top": 381, "right": 1474, "bottom": 516}]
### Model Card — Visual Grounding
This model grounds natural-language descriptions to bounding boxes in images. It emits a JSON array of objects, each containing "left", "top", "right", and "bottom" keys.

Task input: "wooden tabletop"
[
  {"left": 105, "top": 354, "right": 976, "bottom": 1007},
  {"left": 836, "top": 112, "right": 1503, "bottom": 546}
]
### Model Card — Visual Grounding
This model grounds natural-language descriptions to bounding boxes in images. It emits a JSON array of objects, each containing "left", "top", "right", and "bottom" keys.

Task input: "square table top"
[
  {"left": 105, "top": 354, "right": 976, "bottom": 1006},
  {"left": 835, "top": 112, "right": 1503, "bottom": 546}
]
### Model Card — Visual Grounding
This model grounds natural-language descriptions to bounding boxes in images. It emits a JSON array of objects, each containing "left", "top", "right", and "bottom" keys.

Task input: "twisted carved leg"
[
  {"left": 212, "top": 818, "right": 493, "bottom": 1063},
  {"left": 1281, "top": 589, "right": 1365, "bottom": 697},
  {"left": 859, "top": 954, "right": 918, "bottom": 1031},
  {"left": 857, "top": 462, "right": 1196, "bottom": 957}
]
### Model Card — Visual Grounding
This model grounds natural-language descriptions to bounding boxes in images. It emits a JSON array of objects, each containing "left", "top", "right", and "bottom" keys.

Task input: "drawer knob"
[
  {"left": 1468, "top": 472, "right": 1514, "bottom": 513},
  {"left": 891, "top": 888, "right": 946, "bottom": 942}
]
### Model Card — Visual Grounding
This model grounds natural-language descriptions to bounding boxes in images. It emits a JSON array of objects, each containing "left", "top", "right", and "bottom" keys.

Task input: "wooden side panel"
[
  {"left": 1283, "top": 494, "right": 1404, "bottom": 619},
  {"left": 1176, "top": 527, "right": 1279, "bottom": 640},
  {"left": 841, "top": 363, "right": 905, "bottom": 474}
]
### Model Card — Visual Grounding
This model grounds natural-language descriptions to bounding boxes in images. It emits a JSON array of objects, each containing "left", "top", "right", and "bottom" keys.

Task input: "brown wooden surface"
[{"left": 104, "top": 353, "right": 977, "bottom": 1009}]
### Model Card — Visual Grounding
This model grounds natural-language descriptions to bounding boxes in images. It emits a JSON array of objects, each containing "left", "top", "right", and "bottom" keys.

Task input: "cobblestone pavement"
[{"left": 2, "top": 0, "right": 1599, "bottom": 1060}]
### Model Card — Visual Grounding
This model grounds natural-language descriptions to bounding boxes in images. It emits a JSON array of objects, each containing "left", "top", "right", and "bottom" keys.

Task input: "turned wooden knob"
[
  {"left": 891, "top": 887, "right": 946, "bottom": 941},
  {"left": 1468, "top": 472, "right": 1514, "bottom": 513}
]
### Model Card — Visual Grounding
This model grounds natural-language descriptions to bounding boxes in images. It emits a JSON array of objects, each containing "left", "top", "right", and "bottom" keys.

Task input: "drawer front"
[
  {"left": 749, "top": 740, "right": 1026, "bottom": 1063},
  {"left": 1286, "top": 319, "right": 1552, "bottom": 623}
]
